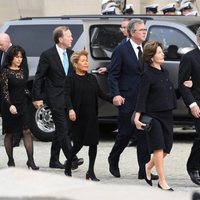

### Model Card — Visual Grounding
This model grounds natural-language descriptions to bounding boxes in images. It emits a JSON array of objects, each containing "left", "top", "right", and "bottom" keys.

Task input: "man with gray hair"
[
  {"left": 0, "top": 33, "right": 12, "bottom": 66},
  {"left": 107, "top": 19, "right": 158, "bottom": 181},
  {"left": 179, "top": 27, "right": 200, "bottom": 186}
]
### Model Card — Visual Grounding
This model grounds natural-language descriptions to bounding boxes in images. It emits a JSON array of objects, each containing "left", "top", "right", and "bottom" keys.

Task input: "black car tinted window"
[
  {"left": 90, "top": 25, "right": 124, "bottom": 59},
  {"left": 147, "top": 25, "right": 196, "bottom": 60},
  {"left": 6, "top": 24, "right": 83, "bottom": 57}
]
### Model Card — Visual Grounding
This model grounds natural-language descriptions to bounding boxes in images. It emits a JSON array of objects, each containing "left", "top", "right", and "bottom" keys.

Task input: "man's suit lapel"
[
  {"left": 126, "top": 41, "right": 143, "bottom": 72},
  {"left": 52, "top": 46, "right": 66, "bottom": 76}
]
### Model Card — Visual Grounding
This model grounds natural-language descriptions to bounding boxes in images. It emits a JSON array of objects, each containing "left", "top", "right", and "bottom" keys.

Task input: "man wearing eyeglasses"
[{"left": 107, "top": 19, "right": 158, "bottom": 181}]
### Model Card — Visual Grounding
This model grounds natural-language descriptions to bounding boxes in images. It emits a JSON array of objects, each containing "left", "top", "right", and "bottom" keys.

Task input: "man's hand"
[
  {"left": 191, "top": 105, "right": 200, "bottom": 118},
  {"left": 183, "top": 77, "right": 193, "bottom": 88},
  {"left": 113, "top": 95, "right": 125, "bottom": 106},
  {"left": 97, "top": 67, "right": 107, "bottom": 74},
  {"left": 9, "top": 105, "right": 18, "bottom": 114},
  {"left": 33, "top": 100, "right": 44, "bottom": 109},
  {"left": 69, "top": 109, "right": 76, "bottom": 121}
]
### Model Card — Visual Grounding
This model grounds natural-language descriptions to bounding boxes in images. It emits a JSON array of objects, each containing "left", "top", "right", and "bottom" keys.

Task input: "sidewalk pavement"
[
  {"left": 0, "top": 135, "right": 198, "bottom": 199},
  {"left": 0, "top": 168, "right": 192, "bottom": 200}
]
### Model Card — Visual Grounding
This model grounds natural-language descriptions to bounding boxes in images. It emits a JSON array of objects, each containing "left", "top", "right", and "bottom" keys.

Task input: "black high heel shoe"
[
  {"left": 145, "top": 164, "right": 152, "bottom": 186},
  {"left": 145, "top": 177, "right": 152, "bottom": 186},
  {"left": 158, "top": 182, "right": 174, "bottom": 191},
  {"left": 7, "top": 159, "right": 15, "bottom": 167},
  {"left": 86, "top": 172, "right": 100, "bottom": 182},
  {"left": 26, "top": 160, "right": 39, "bottom": 170}
]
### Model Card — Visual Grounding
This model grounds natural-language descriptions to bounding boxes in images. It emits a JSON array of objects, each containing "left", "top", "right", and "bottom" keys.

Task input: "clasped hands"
[{"left": 113, "top": 95, "right": 125, "bottom": 106}]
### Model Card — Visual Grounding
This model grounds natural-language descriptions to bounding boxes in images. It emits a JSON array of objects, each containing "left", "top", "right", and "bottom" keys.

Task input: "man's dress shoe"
[
  {"left": 138, "top": 173, "right": 158, "bottom": 180},
  {"left": 71, "top": 158, "right": 84, "bottom": 170},
  {"left": 49, "top": 161, "right": 65, "bottom": 169},
  {"left": 108, "top": 157, "right": 120, "bottom": 178},
  {"left": 188, "top": 170, "right": 200, "bottom": 185}
]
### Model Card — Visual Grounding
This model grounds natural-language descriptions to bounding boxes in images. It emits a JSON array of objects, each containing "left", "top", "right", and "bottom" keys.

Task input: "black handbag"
[{"left": 131, "top": 112, "right": 153, "bottom": 132}]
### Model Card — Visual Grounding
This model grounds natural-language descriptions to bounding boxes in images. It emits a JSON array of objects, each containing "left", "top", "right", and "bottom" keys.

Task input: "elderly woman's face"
[
  {"left": 152, "top": 46, "right": 164, "bottom": 66},
  {"left": 75, "top": 55, "right": 88, "bottom": 74}
]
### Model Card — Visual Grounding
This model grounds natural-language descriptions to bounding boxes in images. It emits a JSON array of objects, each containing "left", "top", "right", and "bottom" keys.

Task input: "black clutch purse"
[{"left": 131, "top": 112, "right": 153, "bottom": 132}]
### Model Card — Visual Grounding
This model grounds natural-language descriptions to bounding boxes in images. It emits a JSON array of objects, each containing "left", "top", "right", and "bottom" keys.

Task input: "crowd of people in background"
[{"left": 101, "top": 0, "right": 199, "bottom": 16}]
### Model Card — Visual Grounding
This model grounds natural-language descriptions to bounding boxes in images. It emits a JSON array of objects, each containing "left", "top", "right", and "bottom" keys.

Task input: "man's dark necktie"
[{"left": 137, "top": 46, "right": 143, "bottom": 64}]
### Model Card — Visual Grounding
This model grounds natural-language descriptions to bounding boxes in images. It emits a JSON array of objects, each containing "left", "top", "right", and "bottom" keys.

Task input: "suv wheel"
[{"left": 29, "top": 104, "right": 55, "bottom": 142}]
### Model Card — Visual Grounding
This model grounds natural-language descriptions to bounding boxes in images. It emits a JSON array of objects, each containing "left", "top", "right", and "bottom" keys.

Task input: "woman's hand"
[
  {"left": 183, "top": 77, "right": 193, "bottom": 88},
  {"left": 69, "top": 109, "right": 76, "bottom": 121},
  {"left": 9, "top": 105, "right": 18, "bottom": 114},
  {"left": 134, "top": 112, "right": 146, "bottom": 130}
]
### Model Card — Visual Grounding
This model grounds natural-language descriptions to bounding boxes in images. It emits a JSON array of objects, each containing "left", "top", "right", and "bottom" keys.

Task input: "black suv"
[{"left": 0, "top": 15, "right": 199, "bottom": 141}]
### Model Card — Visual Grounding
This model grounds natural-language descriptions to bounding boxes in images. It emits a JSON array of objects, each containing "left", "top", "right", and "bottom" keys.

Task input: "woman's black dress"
[
  {"left": 135, "top": 66, "right": 177, "bottom": 154},
  {"left": 0, "top": 67, "right": 31, "bottom": 134},
  {"left": 64, "top": 73, "right": 112, "bottom": 146}
]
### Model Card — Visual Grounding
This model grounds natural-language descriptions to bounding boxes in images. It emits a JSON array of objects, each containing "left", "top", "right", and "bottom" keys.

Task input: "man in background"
[
  {"left": 160, "top": 3, "right": 176, "bottom": 15},
  {"left": 144, "top": 4, "right": 158, "bottom": 15}
]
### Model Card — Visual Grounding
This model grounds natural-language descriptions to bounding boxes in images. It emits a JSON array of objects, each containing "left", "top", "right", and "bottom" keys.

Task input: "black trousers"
[
  {"left": 187, "top": 117, "right": 200, "bottom": 172},
  {"left": 109, "top": 110, "right": 150, "bottom": 177},
  {"left": 50, "top": 107, "right": 75, "bottom": 162}
]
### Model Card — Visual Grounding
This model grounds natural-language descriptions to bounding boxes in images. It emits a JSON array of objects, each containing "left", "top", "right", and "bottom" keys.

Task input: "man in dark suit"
[
  {"left": 107, "top": 19, "right": 158, "bottom": 180},
  {"left": 178, "top": 27, "right": 200, "bottom": 186},
  {"left": 32, "top": 26, "right": 83, "bottom": 169}
]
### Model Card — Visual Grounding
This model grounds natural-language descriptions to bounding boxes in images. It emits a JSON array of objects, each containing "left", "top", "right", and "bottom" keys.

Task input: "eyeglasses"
[{"left": 133, "top": 29, "right": 147, "bottom": 32}]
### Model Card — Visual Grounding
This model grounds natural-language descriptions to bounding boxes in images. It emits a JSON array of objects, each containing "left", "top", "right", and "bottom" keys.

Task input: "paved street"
[{"left": 0, "top": 127, "right": 199, "bottom": 199}]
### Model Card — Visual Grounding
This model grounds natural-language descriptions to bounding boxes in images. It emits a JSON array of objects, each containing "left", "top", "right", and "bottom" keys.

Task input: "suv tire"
[{"left": 29, "top": 104, "right": 55, "bottom": 142}]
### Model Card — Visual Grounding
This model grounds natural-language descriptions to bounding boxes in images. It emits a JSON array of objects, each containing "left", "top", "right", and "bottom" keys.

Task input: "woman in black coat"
[
  {"left": 64, "top": 50, "right": 113, "bottom": 181},
  {"left": 134, "top": 41, "right": 176, "bottom": 191},
  {"left": 0, "top": 45, "right": 39, "bottom": 170}
]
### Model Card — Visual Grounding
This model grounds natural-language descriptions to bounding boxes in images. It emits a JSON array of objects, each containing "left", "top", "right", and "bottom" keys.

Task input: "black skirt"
[
  {"left": 146, "top": 110, "right": 173, "bottom": 154},
  {"left": 1, "top": 101, "right": 30, "bottom": 134}
]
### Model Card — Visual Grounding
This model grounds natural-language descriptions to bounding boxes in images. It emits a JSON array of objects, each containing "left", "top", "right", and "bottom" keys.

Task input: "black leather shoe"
[
  {"left": 49, "top": 161, "right": 65, "bottom": 169},
  {"left": 151, "top": 173, "right": 159, "bottom": 180},
  {"left": 188, "top": 170, "right": 200, "bottom": 185},
  {"left": 108, "top": 157, "right": 120, "bottom": 178},
  {"left": 138, "top": 173, "right": 158, "bottom": 180},
  {"left": 71, "top": 158, "right": 84, "bottom": 170}
]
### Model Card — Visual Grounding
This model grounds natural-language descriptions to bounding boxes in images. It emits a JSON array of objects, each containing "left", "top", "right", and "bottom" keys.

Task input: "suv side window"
[
  {"left": 90, "top": 25, "right": 124, "bottom": 59},
  {"left": 147, "top": 26, "right": 196, "bottom": 60},
  {"left": 6, "top": 24, "right": 83, "bottom": 57}
]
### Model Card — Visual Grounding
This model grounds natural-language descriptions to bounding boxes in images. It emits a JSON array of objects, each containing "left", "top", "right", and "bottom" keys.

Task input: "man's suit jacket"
[
  {"left": 107, "top": 40, "right": 142, "bottom": 112},
  {"left": 32, "top": 45, "right": 74, "bottom": 109},
  {"left": 179, "top": 48, "right": 200, "bottom": 107},
  {"left": 0, "top": 50, "right": 4, "bottom": 67}
]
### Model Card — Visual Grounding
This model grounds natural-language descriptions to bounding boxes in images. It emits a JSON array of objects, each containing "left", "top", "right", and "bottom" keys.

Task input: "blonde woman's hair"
[{"left": 70, "top": 50, "right": 88, "bottom": 68}]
